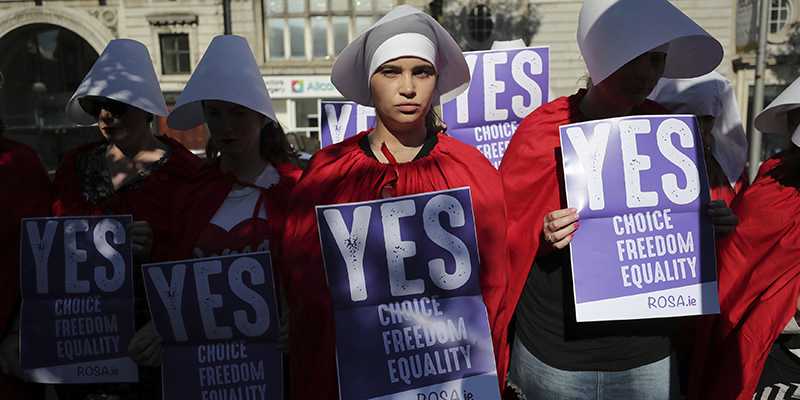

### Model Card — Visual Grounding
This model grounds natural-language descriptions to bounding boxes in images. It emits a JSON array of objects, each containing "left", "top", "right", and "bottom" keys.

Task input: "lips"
[{"left": 396, "top": 103, "right": 421, "bottom": 113}]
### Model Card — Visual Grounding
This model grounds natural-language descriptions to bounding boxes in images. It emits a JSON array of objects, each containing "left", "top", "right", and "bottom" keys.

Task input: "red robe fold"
[
  {"left": 497, "top": 90, "right": 668, "bottom": 369},
  {"left": 51, "top": 135, "right": 205, "bottom": 263},
  {"left": 690, "top": 157, "right": 800, "bottom": 400},
  {"left": 167, "top": 161, "right": 300, "bottom": 263},
  {"left": 0, "top": 137, "right": 50, "bottom": 398},
  {"left": 281, "top": 130, "right": 511, "bottom": 400},
  {"left": 710, "top": 184, "right": 735, "bottom": 205}
]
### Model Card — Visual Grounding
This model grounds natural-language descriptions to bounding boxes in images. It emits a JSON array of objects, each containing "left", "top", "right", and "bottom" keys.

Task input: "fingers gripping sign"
[{"left": 542, "top": 208, "right": 579, "bottom": 250}]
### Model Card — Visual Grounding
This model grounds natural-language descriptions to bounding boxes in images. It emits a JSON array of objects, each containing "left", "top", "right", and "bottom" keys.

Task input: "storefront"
[{"left": 264, "top": 74, "right": 342, "bottom": 154}]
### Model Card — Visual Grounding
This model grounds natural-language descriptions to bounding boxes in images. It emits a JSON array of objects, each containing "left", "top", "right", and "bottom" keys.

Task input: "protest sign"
[
  {"left": 319, "top": 100, "right": 376, "bottom": 147},
  {"left": 317, "top": 188, "right": 500, "bottom": 400},
  {"left": 559, "top": 115, "right": 718, "bottom": 322},
  {"left": 20, "top": 215, "right": 138, "bottom": 383},
  {"left": 442, "top": 46, "right": 549, "bottom": 168},
  {"left": 143, "top": 251, "right": 282, "bottom": 400}
]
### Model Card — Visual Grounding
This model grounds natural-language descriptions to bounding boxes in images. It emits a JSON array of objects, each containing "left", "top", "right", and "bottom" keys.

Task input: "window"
[
  {"left": 268, "top": 19, "right": 286, "bottom": 58},
  {"left": 769, "top": 0, "right": 793, "bottom": 34},
  {"left": 288, "top": 18, "right": 306, "bottom": 58},
  {"left": 310, "top": 0, "right": 327, "bottom": 12},
  {"left": 333, "top": 16, "right": 350, "bottom": 53},
  {"left": 159, "top": 33, "right": 191, "bottom": 74},
  {"left": 264, "top": 0, "right": 393, "bottom": 60},
  {"left": 467, "top": 4, "right": 494, "bottom": 44},
  {"left": 312, "top": 17, "right": 328, "bottom": 58}
]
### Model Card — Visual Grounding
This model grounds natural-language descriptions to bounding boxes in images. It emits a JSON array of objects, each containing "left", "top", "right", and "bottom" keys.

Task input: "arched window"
[
  {"left": 769, "top": 0, "right": 794, "bottom": 34},
  {"left": 0, "top": 24, "right": 99, "bottom": 169}
]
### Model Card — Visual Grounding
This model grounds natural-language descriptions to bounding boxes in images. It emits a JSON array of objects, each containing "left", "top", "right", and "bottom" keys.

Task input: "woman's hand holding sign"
[
  {"left": 128, "top": 221, "right": 153, "bottom": 262},
  {"left": 128, "top": 320, "right": 162, "bottom": 367},
  {"left": 706, "top": 200, "right": 738, "bottom": 235},
  {"left": 542, "top": 208, "right": 579, "bottom": 250}
]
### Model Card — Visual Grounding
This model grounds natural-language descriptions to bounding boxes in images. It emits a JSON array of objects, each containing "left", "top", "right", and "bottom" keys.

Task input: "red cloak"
[
  {"left": 167, "top": 161, "right": 300, "bottom": 263},
  {"left": 280, "top": 130, "right": 510, "bottom": 400},
  {"left": 710, "top": 184, "right": 735, "bottom": 205},
  {"left": 498, "top": 90, "right": 668, "bottom": 367},
  {"left": 0, "top": 137, "right": 50, "bottom": 398},
  {"left": 690, "top": 157, "right": 800, "bottom": 400},
  {"left": 51, "top": 135, "right": 205, "bottom": 263}
]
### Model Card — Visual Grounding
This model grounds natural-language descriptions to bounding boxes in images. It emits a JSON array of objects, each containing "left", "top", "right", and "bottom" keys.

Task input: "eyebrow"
[
  {"left": 377, "top": 64, "right": 401, "bottom": 71},
  {"left": 413, "top": 64, "right": 436, "bottom": 72},
  {"left": 378, "top": 63, "right": 435, "bottom": 72}
]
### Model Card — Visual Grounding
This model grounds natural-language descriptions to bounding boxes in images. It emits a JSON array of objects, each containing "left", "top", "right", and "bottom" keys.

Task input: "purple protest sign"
[
  {"left": 319, "top": 100, "right": 376, "bottom": 148},
  {"left": 142, "top": 251, "right": 282, "bottom": 400},
  {"left": 316, "top": 188, "right": 500, "bottom": 400},
  {"left": 442, "top": 47, "right": 549, "bottom": 168},
  {"left": 559, "top": 115, "right": 719, "bottom": 322},
  {"left": 19, "top": 215, "right": 138, "bottom": 383}
]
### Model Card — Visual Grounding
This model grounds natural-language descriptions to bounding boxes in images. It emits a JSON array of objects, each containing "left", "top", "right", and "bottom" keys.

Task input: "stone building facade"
[{"left": 0, "top": 0, "right": 796, "bottom": 168}]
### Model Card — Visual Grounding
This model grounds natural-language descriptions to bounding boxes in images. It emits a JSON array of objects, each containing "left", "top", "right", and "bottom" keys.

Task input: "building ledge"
[{"left": 146, "top": 13, "right": 198, "bottom": 26}]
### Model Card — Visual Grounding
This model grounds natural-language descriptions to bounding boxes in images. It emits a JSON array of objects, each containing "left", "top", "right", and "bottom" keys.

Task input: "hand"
[
  {"left": 542, "top": 208, "right": 579, "bottom": 250},
  {"left": 128, "top": 321, "right": 162, "bottom": 367},
  {"left": 706, "top": 200, "right": 738, "bottom": 236},
  {"left": 128, "top": 221, "right": 153, "bottom": 262},
  {"left": 0, "top": 330, "right": 24, "bottom": 379}
]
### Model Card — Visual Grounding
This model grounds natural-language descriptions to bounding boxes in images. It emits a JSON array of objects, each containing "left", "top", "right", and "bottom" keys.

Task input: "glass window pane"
[
  {"left": 266, "top": 0, "right": 284, "bottom": 14},
  {"left": 332, "top": 16, "right": 348, "bottom": 54},
  {"left": 295, "top": 99, "right": 317, "bottom": 127},
  {"left": 355, "top": 16, "right": 373, "bottom": 35},
  {"left": 375, "top": 0, "right": 393, "bottom": 12},
  {"left": 179, "top": 53, "right": 191, "bottom": 73},
  {"left": 268, "top": 19, "right": 286, "bottom": 58},
  {"left": 163, "top": 54, "right": 176, "bottom": 74},
  {"left": 287, "top": 0, "right": 305, "bottom": 13},
  {"left": 310, "top": 0, "right": 327, "bottom": 12},
  {"left": 331, "top": 0, "right": 349, "bottom": 11},
  {"left": 354, "top": 0, "right": 370, "bottom": 12},
  {"left": 288, "top": 18, "right": 305, "bottom": 58},
  {"left": 312, "top": 17, "right": 327, "bottom": 58}
]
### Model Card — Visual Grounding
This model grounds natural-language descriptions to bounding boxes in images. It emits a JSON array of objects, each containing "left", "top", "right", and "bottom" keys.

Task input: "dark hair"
[
  {"left": 425, "top": 107, "right": 446, "bottom": 136},
  {"left": 259, "top": 119, "right": 298, "bottom": 165},
  {"left": 766, "top": 146, "right": 800, "bottom": 190},
  {"left": 205, "top": 119, "right": 298, "bottom": 166}
]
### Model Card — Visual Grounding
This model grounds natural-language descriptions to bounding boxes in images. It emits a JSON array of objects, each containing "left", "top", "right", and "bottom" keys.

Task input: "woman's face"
[
  {"left": 596, "top": 51, "right": 667, "bottom": 108},
  {"left": 80, "top": 96, "right": 150, "bottom": 146},
  {"left": 203, "top": 100, "right": 265, "bottom": 156},
  {"left": 369, "top": 57, "right": 437, "bottom": 130}
]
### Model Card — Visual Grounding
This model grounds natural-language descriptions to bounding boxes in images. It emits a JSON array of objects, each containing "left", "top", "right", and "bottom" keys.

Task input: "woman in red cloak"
[
  {"left": 281, "top": 5, "right": 510, "bottom": 399},
  {"left": 165, "top": 35, "right": 300, "bottom": 263},
  {"left": 690, "top": 76, "right": 800, "bottom": 400},
  {"left": 53, "top": 39, "right": 204, "bottom": 400},
  {"left": 499, "top": 0, "right": 733, "bottom": 398}
]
